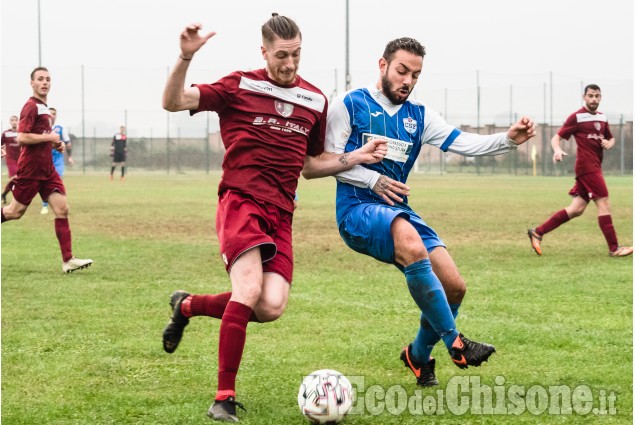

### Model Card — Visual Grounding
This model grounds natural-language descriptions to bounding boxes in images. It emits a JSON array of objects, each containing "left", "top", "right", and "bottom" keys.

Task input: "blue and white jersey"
[
  {"left": 326, "top": 85, "right": 517, "bottom": 224},
  {"left": 51, "top": 123, "right": 71, "bottom": 173}
]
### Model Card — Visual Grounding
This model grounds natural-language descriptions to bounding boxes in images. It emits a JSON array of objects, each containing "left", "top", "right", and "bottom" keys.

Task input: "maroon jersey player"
[
  {"left": 1, "top": 67, "right": 93, "bottom": 273},
  {"left": 160, "top": 15, "right": 386, "bottom": 422},
  {"left": 1, "top": 115, "right": 20, "bottom": 204},
  {"left": 528, "top": 84, "right": 632, "bottom": 257}
]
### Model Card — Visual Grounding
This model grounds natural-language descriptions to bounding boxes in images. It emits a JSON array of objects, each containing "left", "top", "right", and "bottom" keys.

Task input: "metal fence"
[
  {"left": 2, "top": 65, "right": 632, "bottom": 176},
  {"left": 64, "top": 120, "right": 632, "bottom": 177}
]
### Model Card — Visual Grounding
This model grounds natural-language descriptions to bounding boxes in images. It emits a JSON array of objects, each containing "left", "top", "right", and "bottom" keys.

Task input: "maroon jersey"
[
  {"left": 1, "top": 128, "right": 20, "bottom": 161},
  {"left": 557, "top": 107, "right": 613, "bottom": 176},
  {"left": 17, "top": 97, "right": 56, "bottom": 180},
  {"left": 192, "top": 68, "right": 327, "bottom": 213}
]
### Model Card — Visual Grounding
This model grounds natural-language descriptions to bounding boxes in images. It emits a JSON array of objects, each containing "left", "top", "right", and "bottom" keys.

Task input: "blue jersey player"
[
  {"left": 41, "top": 107, "right": 72, "bottom": 214},
  {"left": 306, "top": 37, "right": 536, "bottom": 386}
]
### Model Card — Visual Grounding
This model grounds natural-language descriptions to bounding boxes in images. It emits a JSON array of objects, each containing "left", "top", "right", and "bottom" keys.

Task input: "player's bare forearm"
[
  {"left": 302, "top": 140, "right": 387, "bottom": 180},
  {"left": 302, "top": 152, "right": 362, "bottom": 179},
  {"left": 162, "top": 61, "right": 199, "bottom": 112},
  {"left": 16, "top": 132, "right": 59, "bottom": 145}
]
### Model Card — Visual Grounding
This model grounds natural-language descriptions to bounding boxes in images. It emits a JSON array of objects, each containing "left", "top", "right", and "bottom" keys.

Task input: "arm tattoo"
[{"left": 338, "top": 152, "right": 350, "bottom": 165}]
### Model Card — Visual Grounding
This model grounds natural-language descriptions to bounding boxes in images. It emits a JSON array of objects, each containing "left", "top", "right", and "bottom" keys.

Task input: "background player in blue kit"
[
  {"left": 41, "top": 107, "right": 73, "bottom": 214},
  {"left": 306, "top": 37, "right": 536, "bottom": 386}
]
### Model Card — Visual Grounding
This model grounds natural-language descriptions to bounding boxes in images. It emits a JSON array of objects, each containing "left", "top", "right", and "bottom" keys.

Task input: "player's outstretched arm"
[
  {"left": 506, "top": 116, "right": 537, "bottom": 146},
  {"left": 302, "top": 138, "right": 387, "bottom": 179},
  {"left": 162, "top": 23, "right": 216, "bottom": 112}
]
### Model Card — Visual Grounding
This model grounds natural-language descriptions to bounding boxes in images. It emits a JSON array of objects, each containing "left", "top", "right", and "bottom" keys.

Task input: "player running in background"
[
  {"left": 40, "top": 107, "right": 73, "bottom": 214},
  {"left": 160, "top": 15, "right": 386, "bottom": 422},
  {"left": 1, "top": 115, "right": 20, "bottom": 205},
  {"left": 1, "top": 67, "right": 93, "bottom": 273},
  {"left": 110, "top": 125, "right": 127, "bottom": 181},
  {"left": 527, "top": 84, "right": 632, "bottom": 257},
  {"left": 306, "top": 37, "right": 536, "bottom": 387}
]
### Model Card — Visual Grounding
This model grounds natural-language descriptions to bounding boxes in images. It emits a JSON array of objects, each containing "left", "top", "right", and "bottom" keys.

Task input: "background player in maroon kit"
[
  {"left": 110, "top": 125, "right": 127, "bottom": 181},
  {"left": 1, "top": 67, "right": 93, "bottom": 273},
  {"left": 528, "top": 84, "right": 632, "bottom": 257},
  {"left": 1, "top": 115, "right": 20, "bottom": 204},
  {"left": 161, "top": 15, "right": 386, "bottom": 422}
]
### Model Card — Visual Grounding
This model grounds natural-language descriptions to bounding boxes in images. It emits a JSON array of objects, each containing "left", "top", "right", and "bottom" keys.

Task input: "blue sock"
[
  {"left": 404, "top": 259, "right": 459, "bottom": 351},
  {"left": 412, "top": 303, "right": 460, "bottom": 363},
  {"left": 42, "top": 202, "right": 48, "bottom": 208}
]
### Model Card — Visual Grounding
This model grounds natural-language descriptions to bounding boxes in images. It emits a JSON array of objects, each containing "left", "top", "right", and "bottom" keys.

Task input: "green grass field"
[{"left": 1, "top": 172, "right": 632, "bottom": 424}]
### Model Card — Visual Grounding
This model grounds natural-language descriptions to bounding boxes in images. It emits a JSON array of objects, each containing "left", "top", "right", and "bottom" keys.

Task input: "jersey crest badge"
[
  {"left": 275, "top": 101, "right": 294, "bottom": 118},
  {"left": 594, "top": 122, "right": 601, "bottom": 131},
  {"left": 403, "top": 117, "right": 417, "bottom": 134}
]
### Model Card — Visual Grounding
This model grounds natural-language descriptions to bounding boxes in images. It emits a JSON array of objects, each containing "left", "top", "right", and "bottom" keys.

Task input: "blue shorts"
[{"left": 338, "top": 203, "right": 445, "bottom": 265}]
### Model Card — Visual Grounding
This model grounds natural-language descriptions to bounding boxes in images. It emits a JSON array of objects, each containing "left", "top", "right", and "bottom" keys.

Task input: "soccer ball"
[{"left": 297, "top": 369, "right": 354, "bottom": 424}]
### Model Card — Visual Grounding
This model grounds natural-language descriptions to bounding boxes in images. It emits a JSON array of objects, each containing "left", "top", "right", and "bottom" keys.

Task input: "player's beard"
[
  {"left": 381, "top": 74, "right": 411, "bottom": 105},
  {"left": 586, "top": 102, "right": 599, "bottom": 112}
]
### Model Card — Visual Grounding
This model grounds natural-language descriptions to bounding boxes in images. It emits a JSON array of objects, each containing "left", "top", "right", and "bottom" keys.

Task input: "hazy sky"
[{"left": 1, "top": 0, "right": 633, "bottom": 137}]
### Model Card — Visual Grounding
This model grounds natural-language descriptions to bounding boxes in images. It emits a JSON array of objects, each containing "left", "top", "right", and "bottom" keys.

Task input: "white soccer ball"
[{"left": 297, "top": 369, "right": 354, "bottom": 424}]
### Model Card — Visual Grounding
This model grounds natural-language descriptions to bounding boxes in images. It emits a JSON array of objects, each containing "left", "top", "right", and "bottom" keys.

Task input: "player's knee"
[
  {"left": 232, "top": 281, "right": 263, "bottom": 307},
  {"left": 395, "top": 242, "right": 427, "bottom": 267},
  {"left": 255, "top": 302, "right": 286, "bottom": 322},
  {"left": 56, "top": 205, "right": 70, "bottom": 216},
  {"left": 5, "top": 205, "right": 26, "bottom": 220},
  {"left": 569, "top": 207, "right": 584, "bottom": 218}
]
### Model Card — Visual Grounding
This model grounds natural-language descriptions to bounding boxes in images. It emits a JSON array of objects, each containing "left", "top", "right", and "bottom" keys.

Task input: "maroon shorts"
[
  {"left": 216, "top": 190, "right": 294, "bottom": 283},
  {"left": 568, "top": 172, "right": 609, "bottom": 203},
  {"left": 4, "top": 157, "right": 18, "bottom": 178},
  {"left": 11, "top": 173, "right": 66, "bottom": 206}
]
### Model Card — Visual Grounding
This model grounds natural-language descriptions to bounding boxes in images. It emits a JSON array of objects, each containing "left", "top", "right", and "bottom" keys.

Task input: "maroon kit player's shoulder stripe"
[{"left": 237, "top": 75, "right": 326, "bottom": 113}]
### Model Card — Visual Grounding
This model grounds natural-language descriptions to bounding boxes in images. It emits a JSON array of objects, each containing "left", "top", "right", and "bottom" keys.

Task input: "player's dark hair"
[
  {"left": 584, "top": 84, "right": 601, "bottom": 95},
  {"left": 10, "top": 115, "right": 18, "bottom": 119},
  {"left": 262, "top": 13, "right": 301, "bottom": 44},
  {"left": 49, "top": 107, "right": 57, "bottom": 113},
  {"left": 383, "top": 37, "right": 426, "bottom": 63},
  {"left": 30, "top": 66, "right": 49, "bottom": 80}
]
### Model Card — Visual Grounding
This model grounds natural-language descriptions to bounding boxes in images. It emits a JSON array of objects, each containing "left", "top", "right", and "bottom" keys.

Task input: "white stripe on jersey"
[
  {"left": 576, "top": 112, "right": 607, "bottom": 123},
  {"left": 238, "top": 76, "right": 325, "bottom": 113}
]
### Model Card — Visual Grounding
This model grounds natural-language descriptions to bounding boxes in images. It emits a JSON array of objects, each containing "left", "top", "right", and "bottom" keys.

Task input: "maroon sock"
[
  {"left": 598, "top": 215, "right": 619, "bottom": 252},
  {"left": 54, "top": 218, "right": 73, "bottom": 262},
  {"left": 188, "top": 293, "right": 261, "bottom": 322},
  {"left": 190, "top": 293, "right": 232, "bottom": 318},
  {"left": 536, "top": 209, "right": 570, "bottom": 236},
  {"left": 217, "top": 301, "right": 253, "bottom": 397}
]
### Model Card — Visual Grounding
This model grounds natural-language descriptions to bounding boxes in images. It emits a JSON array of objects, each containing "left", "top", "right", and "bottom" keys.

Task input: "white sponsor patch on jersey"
[
  {"left": 362, "top": 133, "right": 412, "bottom": 163},
  {"left": 403, "top": 117, "right": 417, "bottom": 134},
  {"left": 4, "top": 131, "right": 17, "bottom": 137},
  {"left": 239, "top": 76, "right": 325, "bottom": 113},
  {"left": 36, "top": 103, "right": 50, "bottom": 115}
]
